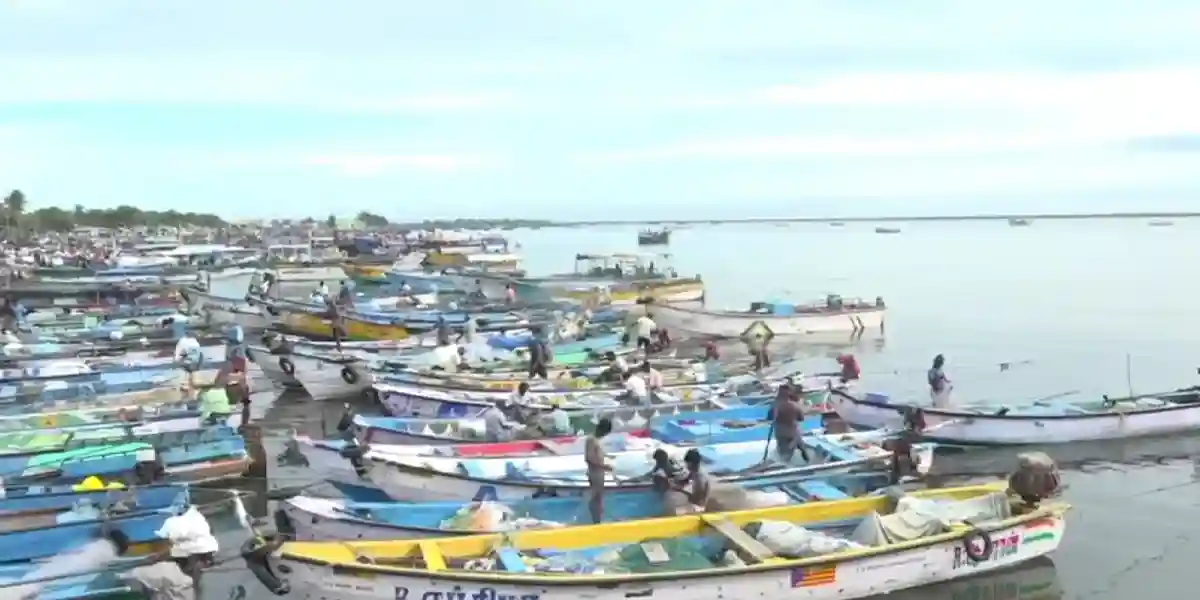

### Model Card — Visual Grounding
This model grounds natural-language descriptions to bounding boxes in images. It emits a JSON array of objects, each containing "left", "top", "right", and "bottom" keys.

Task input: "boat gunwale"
[
  {"left": 278, "top": 498, "right": 1068, "bottom": 585},
  {"left": 649, "top": 300, "right": 884, "bottom": 320}
]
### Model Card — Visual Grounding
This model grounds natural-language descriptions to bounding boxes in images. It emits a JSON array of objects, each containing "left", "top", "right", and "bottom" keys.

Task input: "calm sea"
[{"left": 218, "top": 219, "right": 1200, "bottom": 600}]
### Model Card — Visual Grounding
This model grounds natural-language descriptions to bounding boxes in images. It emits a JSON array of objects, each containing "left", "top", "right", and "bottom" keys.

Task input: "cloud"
[
  {"left": 303, "top": 153, "right": 498, "bottom": 176},
  {"left": 0, "top": 56, "right": 514, "bottom": 113}
]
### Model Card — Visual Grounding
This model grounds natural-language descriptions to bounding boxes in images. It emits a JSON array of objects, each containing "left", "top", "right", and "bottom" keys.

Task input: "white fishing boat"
[
  {"left": 248, "top": 482, "right": 1052, "bottom": 600},
  {"left": 286, "top": 351, "right": 375, "bottom": 401},
  {"left": 830, "top": 387, "right": 1200, "bottom": 445},
  {"left": 646, "top": 297, "right": 886, "bottom": 337},
  {"left": 181, "top": 287, "right": 271, "bottom": 329},
  {"left": 359, "top": 431, "right": 933, "bottom": 502}
]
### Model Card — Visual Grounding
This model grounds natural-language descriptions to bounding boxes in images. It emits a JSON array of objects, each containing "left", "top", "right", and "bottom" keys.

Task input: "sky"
[{"left": 2, "top": 0, "right": 1200, "bottom": 221}]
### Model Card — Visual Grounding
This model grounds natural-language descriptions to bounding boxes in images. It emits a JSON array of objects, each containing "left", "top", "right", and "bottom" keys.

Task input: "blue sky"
[{"left": 2, "top": 0, "right": 1200, "bottom": 221}]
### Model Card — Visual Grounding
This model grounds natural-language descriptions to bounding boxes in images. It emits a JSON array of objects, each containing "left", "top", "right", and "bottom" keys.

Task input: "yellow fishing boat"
[
  {"left": 342, "top": 262, "right": 393, "bottom": 283},
  {"left": 245, "top": 482, "right": 1067, "bottom": 600},
  {"left": 274, "top": 310, "right": 411, "bottom": 341},
  {"left": 424, "top": 250, "right": 522, "bottom": 271}
]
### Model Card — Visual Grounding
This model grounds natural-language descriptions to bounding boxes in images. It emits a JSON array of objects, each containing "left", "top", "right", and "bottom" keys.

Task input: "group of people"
[
  {"left": 481, "top": 382, "right": 574, "bottom": 442},
  {"left": 173, "top": 324, "right": 251, "bottom": 423}
]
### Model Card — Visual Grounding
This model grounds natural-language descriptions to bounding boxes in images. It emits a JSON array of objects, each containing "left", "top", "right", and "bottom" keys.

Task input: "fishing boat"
[
  {"left": 0, "top": 412, "right": 242, "bottom": 458},
  {"left": 645, "top": 297, "right": 886, "bottom": 337},
  {"left": 357, "top": 431, "right": 931, "bottom": 502},
  {"left": 179, "top": 287, "right": 272, "bottom": 329},
  {"left": 351, "top": 399, "right": 730, "bottom": 445},
  {"left": 875, "top": 226, "right": 902, "bottom": 234},
  {"left": 1008, "top": 218, "right": 1031, "bottom": 227},
  {"left": 637, "top": 228, "right": 670, "bottom": 246},
  {"left": 247, "top": 482, "right": 1064, "bottom": 600},
  {"left": 829, "top": 387, "right": 1200, "bottom": 445},
  {"left": 279, "top": 470, "right": 900, "bottom": 541}
]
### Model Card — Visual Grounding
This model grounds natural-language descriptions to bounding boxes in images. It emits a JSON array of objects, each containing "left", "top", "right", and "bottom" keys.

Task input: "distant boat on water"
[
  {"left": 829, "top": 222, "right": 845, "bottom": 227},
  {"left": 1148, "top": 219, "right": 1175, "bottom": 227},
  {"left": 875, "top": 227, "right": 901, "bottom": 234},
  {"left": 1008, "top": 218, "right": 1032, "bottom": 227}
]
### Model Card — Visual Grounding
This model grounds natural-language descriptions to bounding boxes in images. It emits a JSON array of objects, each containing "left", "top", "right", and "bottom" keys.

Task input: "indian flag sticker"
[{"left": 1021, "top": 517, "right": 1058, "bottom": 546}]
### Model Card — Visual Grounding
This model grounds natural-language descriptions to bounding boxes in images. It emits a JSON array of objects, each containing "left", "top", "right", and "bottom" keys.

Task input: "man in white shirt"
[
  {"left": 634, "top": 315, "right": 657, "bottom": 353},
  {"left": 484, "top": 399, "right": 519, "bottom": 442},
  {"left": 173, "top": 333, "right": 202, "bottom": 389},
  {"left": 622, "top": 371, "right": 649, "bottom": 405}
]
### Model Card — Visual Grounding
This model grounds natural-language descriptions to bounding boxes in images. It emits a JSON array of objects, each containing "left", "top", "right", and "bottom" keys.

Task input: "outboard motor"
[{"left": 1008, "top": 452, "right": 1062, "bottom": 509}]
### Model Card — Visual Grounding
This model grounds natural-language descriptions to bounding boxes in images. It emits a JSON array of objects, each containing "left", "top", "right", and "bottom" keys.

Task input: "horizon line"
[{"left": 540, "top": 211, "right": 1198, "bottom": 226}]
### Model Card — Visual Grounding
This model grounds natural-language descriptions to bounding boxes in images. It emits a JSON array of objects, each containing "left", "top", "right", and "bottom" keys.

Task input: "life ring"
[
  {"left": 963, "top": 529, "right": 993, "bottom": 563},
  {"left": 341, "top": 366, "right": 359, "bottom": 385},
  {"left": 278, "top": 357, "right": 295, "bottom": 376},
  {"left": 241, "top": 538, "right": 290, "bottom": 595}
]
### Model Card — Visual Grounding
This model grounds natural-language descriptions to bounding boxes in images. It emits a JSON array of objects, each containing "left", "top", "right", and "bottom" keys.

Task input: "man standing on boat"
[
  {"left": 526, "top": 330, "right": 550, "bottom": 380},
  {"left": 928, "top": 354, "right": 952, "bottom": 407},
  {"left": 634, "top": 313, "right": 657, "bottom": 354},
  {"left": 585, "top": 417, "right": 615, "bottom": 523},
  {"left": 174, "top": 330, "right": 203, "bottom": 391},
  {"left": 771, "top": 379, "right": 809, "bottom": 463}
]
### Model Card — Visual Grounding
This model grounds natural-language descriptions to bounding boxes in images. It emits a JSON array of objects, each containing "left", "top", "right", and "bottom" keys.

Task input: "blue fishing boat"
[
  {"left": 5, "top": 428, "right": 248, "bottom": 486},
  {"left": 283, "top": 470, "right": 896, "bottom": 540},
  {"left": 0, "top": 557, "right": 146, "bottom": 600},
  {"left": 0, "top": 483, "right": 188, "bottom": 512},
  {"left": 0, "top": 353, "right": 223, "bottom": 386},
  {"left": 651, "top": 404, "right": 826, "bottom": 444},
  {"left": 0, "top": 499, "right": 188, "bottom": 562},
  {"left": 485, "top": 331, "right": 624, "bottom": 352},
  {"left": 0, "top": 373, "right": 183, "bottom": 408}
]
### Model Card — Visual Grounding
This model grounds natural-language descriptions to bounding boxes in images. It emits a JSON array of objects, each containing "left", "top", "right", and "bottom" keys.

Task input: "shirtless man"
[{"left": 585, "top": 417, "right": 614, "bottom": 523}]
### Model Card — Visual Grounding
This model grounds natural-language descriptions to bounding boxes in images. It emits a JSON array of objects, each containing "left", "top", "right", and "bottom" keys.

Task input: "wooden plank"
[
  {"left": 640, "top": 542, "right": 671, "bottom": 564},
  {"left": 494, "top": 547, "right": 531, "bottom": 572},
  {"left": 703, "top": 515, "right": 777, "bottom": 564},
  {"left": 419, "top": 541, "right": 447, "bottom": 572}
]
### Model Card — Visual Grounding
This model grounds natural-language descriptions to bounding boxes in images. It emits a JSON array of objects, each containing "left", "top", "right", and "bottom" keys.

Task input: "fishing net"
[{"left": 606, "top": 538, "right": 717, "bottom": 573}]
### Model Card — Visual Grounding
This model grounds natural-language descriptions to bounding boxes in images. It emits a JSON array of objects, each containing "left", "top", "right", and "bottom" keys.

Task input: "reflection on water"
[{"left": 869, "top": 558, "right": 1061, "bottom": 600}]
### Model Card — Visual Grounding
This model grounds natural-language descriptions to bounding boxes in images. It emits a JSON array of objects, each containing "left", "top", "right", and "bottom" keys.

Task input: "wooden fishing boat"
[
  {"left": 0, "top": 371, "right": 212, "bottom": 409},
  {"left": 638, "top": 228, "right": 670, "bottom": 246},
  {"left": 358, "top": 431, "right": 931, "bottom": 502},
  {"left": 350, "top": 400, "right": 730, "bottom": 445},
  {"left": 247, "top": 483, "right": 1065, "bottom": 600},
  {"left": 0, "top": 412, "right": 242, "bottom": 458},
  {"left": 645, "top": 297, "right": 886, "bottom": 337},
  {"left": 279, "top": 470, "right": 898, "bottom": 541},
  {"left": 830, "top": 387, "right": 1200, "bottom": 445}
]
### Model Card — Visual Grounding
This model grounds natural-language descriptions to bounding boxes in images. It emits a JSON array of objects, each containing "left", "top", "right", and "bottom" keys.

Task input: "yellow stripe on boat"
[
  {"left": 562, "top": 279, "right": 706, "bottom": 306},
  {"left": 277, "top": 481, "right": 1068, "bottom": 585},
  {"left": 277, "top": 311, "right": 411, "bottom": 341}
]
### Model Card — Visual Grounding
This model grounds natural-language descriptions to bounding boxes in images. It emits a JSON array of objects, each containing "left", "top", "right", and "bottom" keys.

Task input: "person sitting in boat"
[
  {"left": 174, "top": 330, "right": 203, "bottom": 390},
  {"left": 621, "top": 369, "right": 650, "bottom": 405},
  {"left": 483, "top": 398, "right": 521, "bottom": 442},
  {"left": 836, "top": 353, "right": 861, "bottom": 382},
  {"left": 533, "top": 396, "right": 572, "bottom": 436},
  {"left": 398, "top": 280, "right": 414, "bottom": 297},
  {"left": 649, "top": 327, "right": 672, "bottom": 353},
  {"left": 317, "top": 280, "right": 330, "bottom": 299},
  {"left": 336, "top": 280, "right": 355, "bottom": 306},
  {"left": 671, "top": 448, "right": 712, "bottom": 514},
  {"left": 644, "top": 449, "right": 687, "bottom": 493},
  {"left": 641, "top": 360, "right": 665, "bottom": 394},
  {"left": 469, "top": 279, "right": 487, "bottom": 301},
  {"left": 928, "top": 354, "right": 952, "bottom": 408},
  {"left": 454, "top": 346, "right": 474, "bottom": 372}
]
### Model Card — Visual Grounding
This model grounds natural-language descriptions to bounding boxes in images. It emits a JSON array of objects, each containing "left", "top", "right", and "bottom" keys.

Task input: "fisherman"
[
  {"left": 928, "top": 354, "right": 952, "bottom": 408},
  {"left": 747, "top": 332, "right": 770, "bottom": 371},
  {"left": 483, "top": 398, "right": 519, "bottom": 442},
  {"left": 526, "top": 331, "right": 550, "bottom": 380},
  {"left": 456, "top": 317, "right": 479, "bottom": 345},
  {"left": 641, "top": 361, "right": 664, "bottom": 397},
  {"left": 647, "top": 327, "right": 672, "bottom": 353},
  {"left": 701, "top": 342, "right": 725, "bottom": 383},
  {"left": 504, "top": 283, "right": 517, "bottom": 305},
  {"left": 585, "top": 417, "right": 614, "bottom": 523},
  {"left": 622, "top": 369, "right": 650, "bottom": 405},
  {"left": 173, "top": 329, "right": 203, "bottom": 390},
  {"left": 509, "top": 381, "right": 532, "bottom": 411},
  {"left": 336, "top": 280, "right": 355, "bottom": 307},
  {"left": 675, "top": 448, "right": 712, "bottom": 513},
  {"left": 837, "top": 353, "right": 861, "bottom": 382},
  {"left": 317, "top": 281, "right": 330, "bottom": 299},
  {"left": 435, "top": 316, "right": 452, "bottom": 347},
  {"left": 454, "top": 347, "right": 473, "bottom": 372},
  {"left": 198, "top": 384, "right": 234, "bottom": 426},
  {"left": 539, "top": 397, "right": 572, "bottom": 436},
  {"left": 633, "top": 313, "right": 657, "bottom": 354},
  {"left": 771, "top": 379, "right": 809, "bottom": 463}
]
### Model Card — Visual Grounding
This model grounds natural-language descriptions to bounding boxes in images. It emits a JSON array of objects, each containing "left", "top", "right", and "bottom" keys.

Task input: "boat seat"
[
  {"left": 796, "top": 480, "right": 849, "bottom": 501},
  {"left": 702, "top": 515, "right": 777, "bottom": 564},
  {"left": 494, "top": 546, "right": 530, "bottom": 572},
  {"left": 805, "top": 436, "right": 856, "bottom": 462}
]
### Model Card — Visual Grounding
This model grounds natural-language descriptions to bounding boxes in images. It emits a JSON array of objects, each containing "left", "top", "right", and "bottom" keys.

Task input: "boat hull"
[
  {"left": 648, "top": 302, "right": 884, "bottom": 336},
  {"left": 831, "top": 390, "right": 1200, "bottom": 445},
  {"left": 288, "top": 354, "right": 374, "bottom": 401},
  {"left": 264, "top": 513, "right": 1064, "bottom": 600}
]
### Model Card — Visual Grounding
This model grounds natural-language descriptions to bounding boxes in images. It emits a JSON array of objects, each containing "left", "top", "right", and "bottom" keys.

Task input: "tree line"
[{"left": 3, "top": 190, "right": 227, "bottom": 233}]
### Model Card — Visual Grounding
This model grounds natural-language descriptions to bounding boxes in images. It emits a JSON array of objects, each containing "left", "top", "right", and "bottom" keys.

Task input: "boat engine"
[{"left": 1008, "top": 452, "right": 1062, "bottom": 508}]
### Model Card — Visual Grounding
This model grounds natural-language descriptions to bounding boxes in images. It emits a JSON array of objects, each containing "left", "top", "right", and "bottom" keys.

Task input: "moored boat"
[
  {"left": 830, "top": 387, "right": 1200, "bottom": 445},
  {"left": 646, "top": 297, "right": 885, "bottom": 337},
  {"left": 246, "top": 482, "right": 1066, "bottom": 600}
]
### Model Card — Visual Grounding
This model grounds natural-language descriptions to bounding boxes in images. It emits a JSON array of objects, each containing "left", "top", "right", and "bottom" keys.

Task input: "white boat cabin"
[{"left": 573, "top": 252, "right": 678, "bottom": 279}]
